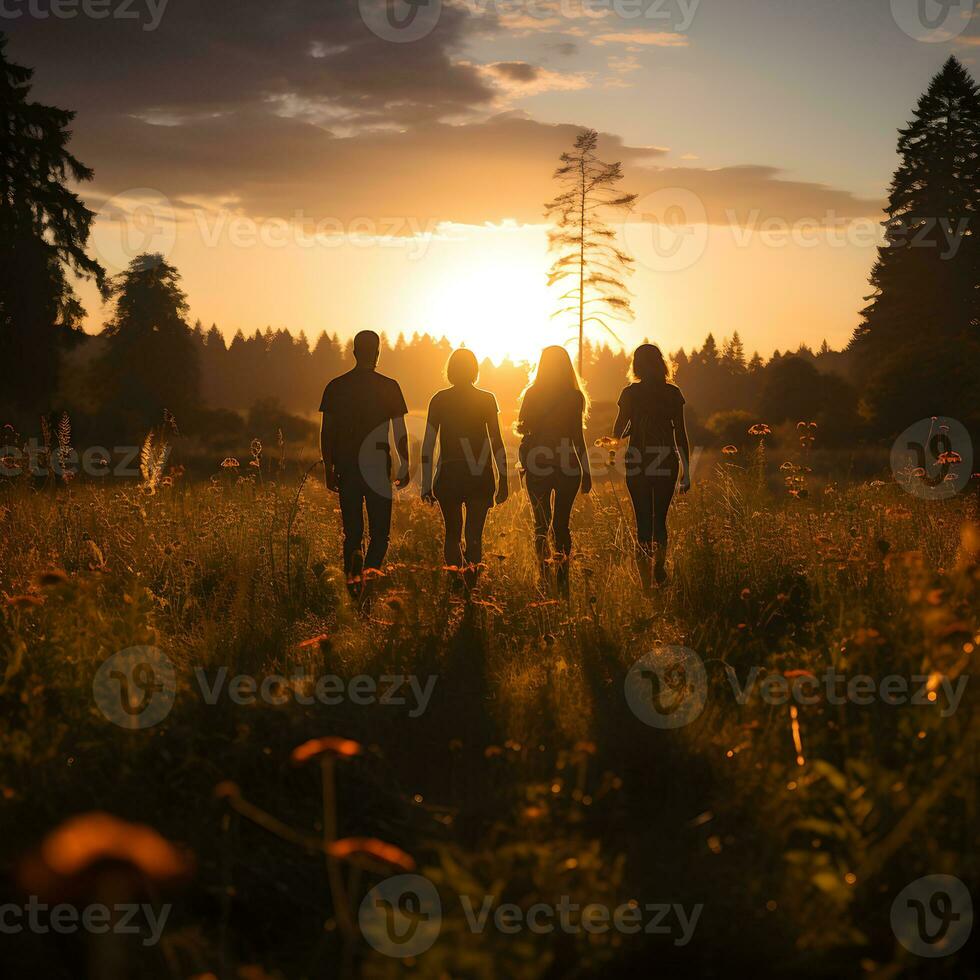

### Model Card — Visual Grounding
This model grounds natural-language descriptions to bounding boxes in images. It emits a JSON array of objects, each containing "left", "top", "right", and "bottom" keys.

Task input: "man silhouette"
[{"left": 320, "top": 331, "right": 410, "bottom": 593}]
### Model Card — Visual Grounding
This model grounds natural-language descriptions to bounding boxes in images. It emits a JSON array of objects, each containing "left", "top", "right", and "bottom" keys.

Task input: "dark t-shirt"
[
  {"left": 427, "top": 385, "right": 499, "bottom": 480},
  {"left": 617, "top": 381, "right": 685, "bottom": 458},
  {"left": 518, "top": 385, "right": 585, "bottom": 475},
  {"left": 320, "top": 368, "right": 407, "bottom": 474}
]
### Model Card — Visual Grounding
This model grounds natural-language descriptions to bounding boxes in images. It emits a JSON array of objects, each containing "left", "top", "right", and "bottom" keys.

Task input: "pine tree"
[
  {"left": 853, "top": 56, "right": 980, "bottom": 432},
  {"left": 0, "top": 33, "right": 107, "bottom": 413},
  {"left": 722, "top": 332, "right": 746, "bottom": 373},
  {"left": 98, "top": 254, "right": 200, "bottom": 433},
  {"left": 545, "top": 129, "right": 637, "bottom": 376}
]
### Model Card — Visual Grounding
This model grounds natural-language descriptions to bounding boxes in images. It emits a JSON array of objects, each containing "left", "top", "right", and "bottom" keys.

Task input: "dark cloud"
[
  {"left": 3, "top": 0, "right": 494, "bottom": 123},
  {"left": 486, "top": 61, "right": 540, "bottom": 83},
  {"left": 2, "top": 4, "right": 882, "bottom": 231}
]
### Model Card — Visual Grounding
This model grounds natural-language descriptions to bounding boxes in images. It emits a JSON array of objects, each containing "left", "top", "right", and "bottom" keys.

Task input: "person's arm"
[
  {"left": 675, "top": 404, "right": 692, "bottom": 493},
  {"left": 319, "top": 387, "right": 338, "bottom": 492},
  {"left": 488, "top": 411, "right": 509, "bottom": 506},
  {"left": 420, "top": 400, "right": 438, "bottom": 503},
  {"left": 392, "top": 415, "right": 410, "bottom": 489},
  {"left": 574, "top": 396, "right": 592, "bottom": 494},
  {"left": 613, "top": 390, "right": 631, "bottom": 440}
]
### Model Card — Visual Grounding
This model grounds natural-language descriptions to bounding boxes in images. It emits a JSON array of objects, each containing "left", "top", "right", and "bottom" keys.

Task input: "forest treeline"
[
  {"left": 2, "top": 32, "right": 978, "bottom": 455},
  {"left": 55, "top": 268, "right": 862, "bottom": 444}
]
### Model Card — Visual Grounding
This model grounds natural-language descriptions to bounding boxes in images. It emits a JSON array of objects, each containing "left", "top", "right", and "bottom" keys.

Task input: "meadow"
[{"left": 0, "top": 429, "right": 976, "bottom": 979}]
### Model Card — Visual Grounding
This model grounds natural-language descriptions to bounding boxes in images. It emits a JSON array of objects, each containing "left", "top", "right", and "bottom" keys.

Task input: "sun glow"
[{"left": 414, "top": 224, "right": 565, "bottom": 365}]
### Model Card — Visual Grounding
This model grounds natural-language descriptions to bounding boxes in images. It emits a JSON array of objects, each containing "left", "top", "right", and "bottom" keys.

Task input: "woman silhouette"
[
  {"left": 421, "top": 349, "right": 509, "bottom": 585},
  {"left": 516, "top": 346, "right": 592, "bottom": 594},
  {"left": 613, "top": 343, "right": 691, "bottom": 589}
]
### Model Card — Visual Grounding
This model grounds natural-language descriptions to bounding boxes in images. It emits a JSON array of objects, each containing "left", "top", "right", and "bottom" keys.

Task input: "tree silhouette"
[
  {"left": 97, "top": 254, "right": 199, "bottom": 435},
  {"left": 0, "top": 33, "right": 107, "bottom": 415},
  {"left": 852, "top": 56, "right": 980, "bottom": 433},
  {"left": 545, "top": 129, "right": 637, "bottom": 376}
]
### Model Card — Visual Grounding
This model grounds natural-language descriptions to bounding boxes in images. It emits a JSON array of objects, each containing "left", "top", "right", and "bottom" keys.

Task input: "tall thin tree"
[{"left": 545, "top": 129, "right": 637, "bottom": 376}]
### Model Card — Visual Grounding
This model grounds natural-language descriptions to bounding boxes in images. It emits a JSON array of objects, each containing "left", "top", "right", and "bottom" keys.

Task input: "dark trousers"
[
  {"left": 338, "top": 471, "right": 392, "bottom": 575},
  {"left": 525, "top": 471, "right": 580, "bottom": 559},
  {"left": 437, "top": 490, "right": 491, "bottom": 567},
  {"left": 625, "top": 452, "right": 679, "bottom": 551}
]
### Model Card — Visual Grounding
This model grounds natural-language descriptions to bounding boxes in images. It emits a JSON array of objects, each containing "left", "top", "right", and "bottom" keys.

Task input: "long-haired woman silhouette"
[
  {"left": 421, "top": 348, "right": 509, "bottom": 587},
  {"left": 613, "top": 343, "right": 691, "bottom": 589},
  {"left": 516, "top": 345, "right": 592, "bottom": 595}
]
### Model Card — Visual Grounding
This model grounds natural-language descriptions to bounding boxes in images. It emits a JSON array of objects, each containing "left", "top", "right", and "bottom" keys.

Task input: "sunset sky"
[{"left": 6, "top": 0, "right": 979, "bottom": 362}]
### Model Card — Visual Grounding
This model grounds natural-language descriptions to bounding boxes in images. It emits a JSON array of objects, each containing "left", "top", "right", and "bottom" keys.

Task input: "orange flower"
[
  {"left": 19, "top": 812, "right": 193, "bottom": 900},
  {"left": 220, "top": 457, "right": 240, "bottom": 469},
  {"left": 748, "top": 424, "right": 771, "bottom": 437},
  {"left": 291, "top": 737, "right": 363, "bottom": 764},
  {"left": 327, "top": 837, "right": 415, "bottom": 874},
  {"left": 35, "top": 568, "right": 69, "bottom": 589},
  {"left": 722, "top": 445, "right": 738, "bottom": 456},
  {"left": 297, "top": 633, "right": 330, "bottom": 651}
]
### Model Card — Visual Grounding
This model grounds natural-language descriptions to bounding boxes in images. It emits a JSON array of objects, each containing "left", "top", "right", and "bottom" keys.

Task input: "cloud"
[
  {"left": 592, "top": 31, "right": 690, "bottom": 47},
  {"left": 482, "top": 61, "right": 591, "bottom": 95}
]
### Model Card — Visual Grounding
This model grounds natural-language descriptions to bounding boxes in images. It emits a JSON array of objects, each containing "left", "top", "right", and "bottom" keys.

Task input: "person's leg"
[
  {"left": 551, "top": 473, "right": 578, "bottom": 557},
  {"left": 363, "top": 481, "right": 393, "bottom": 571},
  {"left": 626, "top": 473, "right": 655, "bottom": 591},
  {"left": 437, "top": 490, "right": 465, "bottom": 568},
  {"left": 551, "top": 473, "right": 579, "bottom": 596},
  {"left": 525, "top": 476, "right": 553, "bottom": 564},
  {"left": 337, "top": 473, "right": 365, "bottom": 578},
  {"left": 652, "top": 454, "right": 679, "bottom": 582},
  {"left": 462, "top": 497, "right": 491, "bottom": 565}
]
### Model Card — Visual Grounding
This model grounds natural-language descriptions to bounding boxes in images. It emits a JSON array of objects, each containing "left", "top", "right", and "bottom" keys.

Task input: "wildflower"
[
  {"left": 220, "top": 458, "right": 240, "bottom": 469},
  {"left": 19, "top": 812, "right": 192, "bottom": 900},
  {"left": 297, "top": 633, "right": 330, "bottom": 651},
  {"left": 748, "top": 424, "right": 771, "bottom": 437},
  {"left": 937, "top": 450, "right": 962, "bottom": 465},
  {"left": 722, "top": 445, "right": 738, "bottom": 456},
  {"left": 779, "top": 462, "right": 795, "bottom": 471},
  {"left": 6, "top": 594, "right": 42, "bottom": 609},
  {"left": 328, "top": 838, "right": 415, "bottom": 874},
  {"left": 291, "top": 737, "right": 363, "bottom": 765},
  {"left": 35, "top": 568, "right": 69, "bottom": 589}
]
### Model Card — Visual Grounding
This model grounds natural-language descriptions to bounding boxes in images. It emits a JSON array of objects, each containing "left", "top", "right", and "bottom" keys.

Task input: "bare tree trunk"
[{"left": 578, "top": 155, "right": 586, "bottom": 377}]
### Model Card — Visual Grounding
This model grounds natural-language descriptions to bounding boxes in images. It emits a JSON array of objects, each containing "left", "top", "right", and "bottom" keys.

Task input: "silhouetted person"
[
  {"left": 613, "top": 343, "right": 691, "bottom": 589},
  {"left": 320, "top": 330, "right": 410, "bottom": 597},
  {"left": 516, "top": 346, "right": 592, "bottom": 595},
  {"left": 421, "top": 349, "right": 508, "bottom": 589}
]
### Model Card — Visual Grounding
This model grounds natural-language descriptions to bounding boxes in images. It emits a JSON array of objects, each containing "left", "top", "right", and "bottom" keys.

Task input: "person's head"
[
  {"left": 352, "top": 330, "right": 381, "bottom": 368},
  {"left": 445, "top": 348, "right": 479, "bottom": 387},
  {"left": 525, "top": 345, "right": 590, "bottom": 419},
  {"left": 631, "top": 343, "right": 670, "bottom": 384}
]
